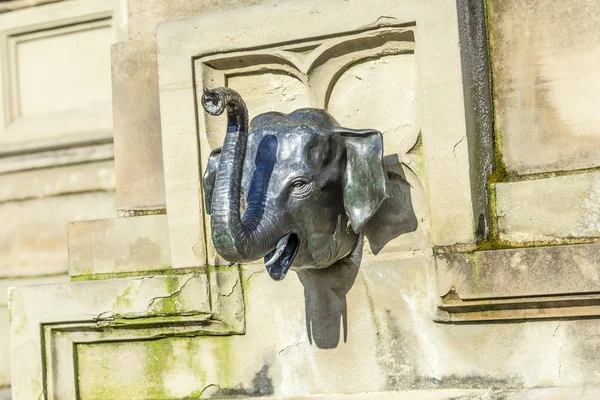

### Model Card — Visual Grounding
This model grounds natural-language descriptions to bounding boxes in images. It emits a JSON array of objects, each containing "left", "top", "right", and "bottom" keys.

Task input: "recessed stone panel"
[
  {"left": 76, "top": 339, "right": 218, "bottom": 400},
  {"left": 0, "top": 0, "right": 124, "bottom": 157},
  {"left": 488, "top": 0, "right": 600, "bottom": 174},
  {"left": 16, "top": 24, "right": 112, "bottom": 120},
  {"left": 162, "top": 3, "right": 474, "bottom": 266}
]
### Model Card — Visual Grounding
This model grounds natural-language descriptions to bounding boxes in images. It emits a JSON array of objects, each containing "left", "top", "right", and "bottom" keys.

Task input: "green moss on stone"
[
  {"left": 113, "top": 286, "right": 133, "bottom": 309},
  {"left": 213, "top": 336, "right": 233, "bottom": 386},
  {"left": 70, "top": 266, "right": 207, "bottom": 282},
  {"left": 145, "top": 339, "right": 171, "bottom": 379},
  {"left": 164, "top": 275, "right": 180, "bottom": 294}
]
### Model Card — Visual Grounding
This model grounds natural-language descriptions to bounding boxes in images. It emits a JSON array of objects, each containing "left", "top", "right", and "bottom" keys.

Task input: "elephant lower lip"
[{"left": 264, "top": 233, "right": 299, "bottom": 280}]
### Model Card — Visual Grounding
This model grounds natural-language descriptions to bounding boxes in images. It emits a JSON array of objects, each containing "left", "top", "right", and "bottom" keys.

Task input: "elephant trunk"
[{"left": 201, "top": 88, "right": 274, "bottom": 262}]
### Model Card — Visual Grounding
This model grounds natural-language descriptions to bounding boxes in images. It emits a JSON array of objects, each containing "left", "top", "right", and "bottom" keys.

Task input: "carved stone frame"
[
  {"left": 0, "top": 0, "right": 124, "bottom": 174},
  {"left": 9, "top": 269, "right": 244, "bottom": 399},
  {"left": 157, "top": 0, "right": 481, "bottom": 270}
]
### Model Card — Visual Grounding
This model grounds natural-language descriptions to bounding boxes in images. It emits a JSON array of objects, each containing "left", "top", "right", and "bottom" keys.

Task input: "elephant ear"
[
  {"left": 335, "top": 127, "right": 389, "bottom": 233},
  {"left": 203, "top": 147, "right": 222, "bottom": 215}
]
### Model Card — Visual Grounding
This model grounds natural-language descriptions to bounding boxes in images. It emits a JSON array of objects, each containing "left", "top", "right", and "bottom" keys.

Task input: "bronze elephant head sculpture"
[{"left": 201, "top": 87, "right": 414, "bottom": 280}]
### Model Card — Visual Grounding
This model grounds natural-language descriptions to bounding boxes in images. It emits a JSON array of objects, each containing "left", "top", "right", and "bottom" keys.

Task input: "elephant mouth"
[{"left": 264, "top": 233, "right": 300, "bottom": 281}]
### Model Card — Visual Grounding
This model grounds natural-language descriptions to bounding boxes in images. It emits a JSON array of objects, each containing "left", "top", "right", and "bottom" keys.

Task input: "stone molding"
[
  {"left": 9, "top": 268, "right": 244, "bottom": 399},
  {"left": 435, "top": 242, "right": 600, "bottom": 322},
  {"left": 0, "top": 0, "right": 65, "bottom": 14},
  {"left": 0, "top": 0, "right": 125, "bottom": 173}
]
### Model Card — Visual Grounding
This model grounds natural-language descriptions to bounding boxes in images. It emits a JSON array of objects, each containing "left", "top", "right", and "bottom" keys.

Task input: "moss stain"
[
  {"left": 113, "top": 285, "right": 133, "bottom": 309},
  {"left": 70, "top": 266, "right": 209, "bottom": 282},
  {"left": 149, "top": 276, "right": 185, "bottom": 315}
]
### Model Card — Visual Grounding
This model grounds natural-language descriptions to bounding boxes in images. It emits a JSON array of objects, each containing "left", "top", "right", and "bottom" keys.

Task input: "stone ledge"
[
  {"left": 436, "top": 242, "right": 600, "bottom": 322},
  {"left": 67, "top": 214, "right": 172, "bottom": 277},
  {"left": 496, "top": 171, "right": 600, "bottom": 243},
  {"left": 251, "top": 386, "right": 600, "bottom": 399},
  {"left": 0, "top": 0, "right": 64, "bottom": 14},
  {"left": 0, "top": 191, "right": 116, "bottom": 279},
  {"left": 0, "top": 160, "right": 114, "bottom": 204}
]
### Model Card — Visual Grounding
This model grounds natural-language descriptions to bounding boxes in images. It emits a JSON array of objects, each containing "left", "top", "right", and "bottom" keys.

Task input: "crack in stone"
[
  {"left": 146, "top": 275, "right": 196, "bottom": 310},
  {"left": 197, "top": 383, "right": 220, "bottom": 397},
  {"left": 220, "top": 279, "right": 239, "bottom": 297},
  {"left": 453, "top": 135, "right": 466, "bottom": 161},
  {"left": 553, "top": 322, "right": 561, "bottom": 337},
  {"left": 246, "top": 269, "right": 266, "bottom": 282},
  {"left": 278, "top": 340, "right": 309, "bottom": 355},
  {"left": 96, "top": 310, "right": 115, "bottom": 320}
]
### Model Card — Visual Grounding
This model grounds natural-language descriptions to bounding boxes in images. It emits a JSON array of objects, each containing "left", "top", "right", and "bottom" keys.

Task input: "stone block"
[
  {"left": 127, "top": 0, "right": 280, "bottom": 40},
  {"left": 0, "top": 275, "right": 68, "bottom": 388},
  {"left": 437, "top": 243, "right": 600, "bottom": 300},
  {"left": 0, "top": 192, "right": 116, "bottom": 278},
  {"left": 0, "top": 160, "right": 114, "bottom": 204},
  {"left": 488, "top": 0, "right": 600, "bottom": 175},
  {"left": 496, "top": 172, "right": 600, "bottom": 243},
  {"left": 67, "top": 214, "right": 171, "bottom": 276},
  {"left": 111, "top": 38, "right": 166, "bottom": 213}
]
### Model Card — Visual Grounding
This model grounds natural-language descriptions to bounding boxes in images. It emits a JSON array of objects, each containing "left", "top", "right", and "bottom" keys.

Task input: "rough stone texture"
[
  {"left": 0, "top": 274, "right": 68, "bottom": 388},
  {"left": 437, "top": 243, "right": 600, "bottom": 300},
  {"left": 68, "top": 214, "right": 171, "bottom": 276},
  {"left": 488, "top": 0, "right": 600, "bottom": 175},
  {"left": 127, "top": 0, "right": 282, "bottom": 40},
  {"left": 496, "top": 172, "right": 600, "bottom": 243},
  {"left": 111, "top": 38, "right": 166, "bottom": 212},
  {"left": 9, "top": 270, "right": 242, "bottom": 399},
  {"left": 0, "top": 160, "right": 114, "bottom": 204},
  {"left": 0, "top": 191, "right": 116, "bottom": 278},
  {"left": 212, "top": 388, "right": 600, "bottom": 399},
  {"left": 11, "top": 258, "right": 600, "bottom": 398}
]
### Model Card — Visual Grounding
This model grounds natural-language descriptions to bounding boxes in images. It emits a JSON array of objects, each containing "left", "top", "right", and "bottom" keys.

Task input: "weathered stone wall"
[
  {"left": 0, "top": 0, "right": 126, "bottom": 393},
  {"left": 7, "top": 0, "right": 600, "bottom": 398}
]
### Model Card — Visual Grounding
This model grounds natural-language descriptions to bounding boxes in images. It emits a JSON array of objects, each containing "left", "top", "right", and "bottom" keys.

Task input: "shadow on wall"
[{"left": 298, "top": 164, "right": 418, "bottom": 348}]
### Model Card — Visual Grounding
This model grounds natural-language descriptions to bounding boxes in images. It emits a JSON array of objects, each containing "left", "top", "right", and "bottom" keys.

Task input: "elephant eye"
[
  {"left": 290, "top": 177, "right": 312, "bottom": 197},
  {"left": 292, "top": 181, "right": 306, "bottom": 189}
]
